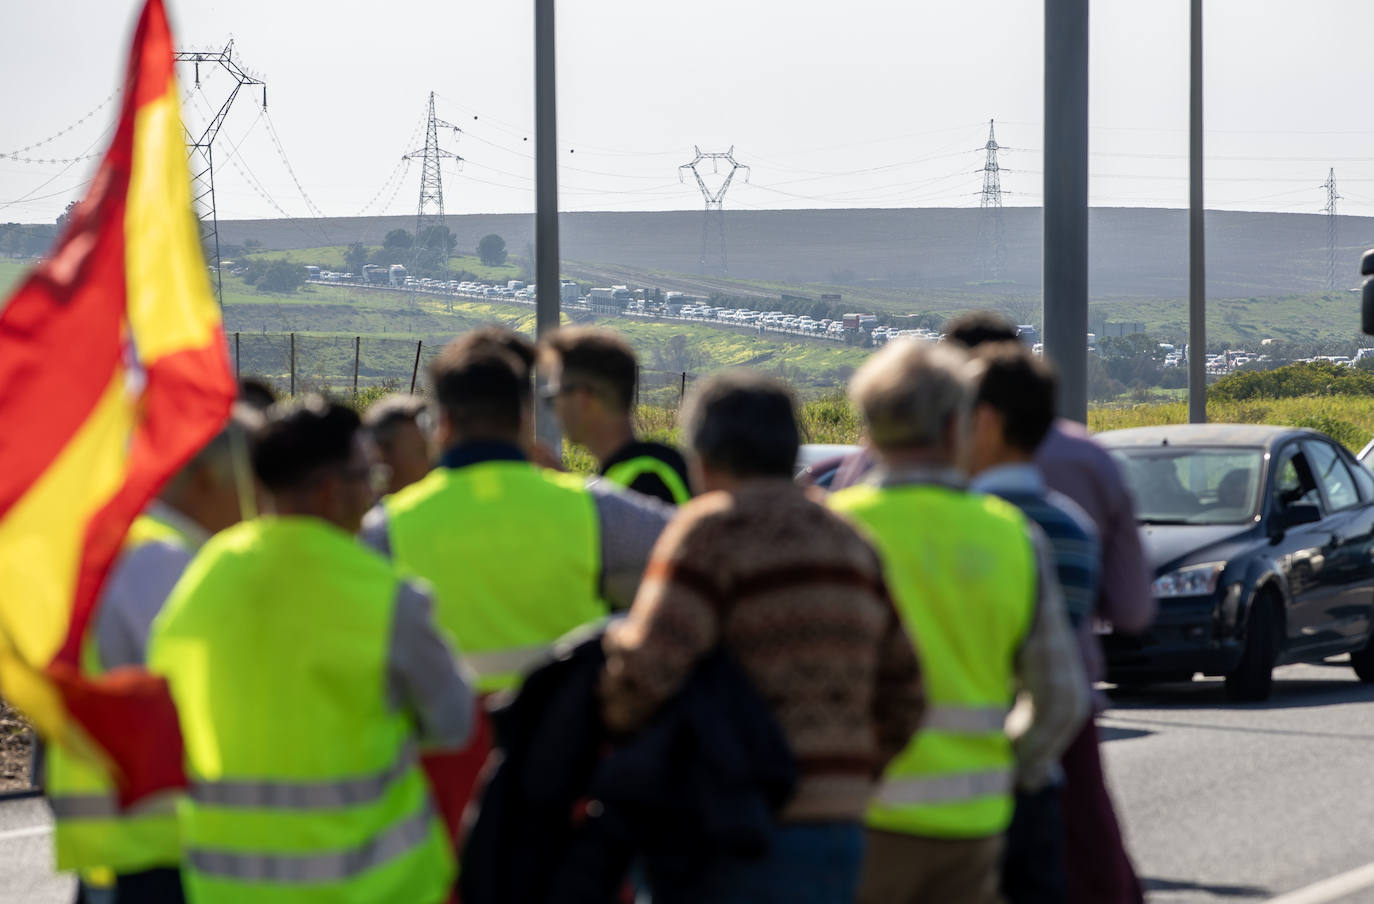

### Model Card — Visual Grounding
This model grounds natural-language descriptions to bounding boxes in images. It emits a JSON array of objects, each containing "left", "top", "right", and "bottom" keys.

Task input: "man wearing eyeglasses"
[{"left": 539, "top": 327, "right": 693, "bottom": 505}]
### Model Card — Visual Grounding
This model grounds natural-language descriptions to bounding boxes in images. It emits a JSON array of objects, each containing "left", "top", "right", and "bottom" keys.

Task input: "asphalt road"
[
  {"left": 5, "top": 661, "right": 1374, "bottom": 903},
  {"left": 1104, "top": 661, "right": 1374, "bottom": 903}
]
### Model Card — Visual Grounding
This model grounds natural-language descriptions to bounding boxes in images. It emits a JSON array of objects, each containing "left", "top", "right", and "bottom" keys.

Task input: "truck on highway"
[{"left": 389, "top": 264, "right": 408, "bottom": 287}]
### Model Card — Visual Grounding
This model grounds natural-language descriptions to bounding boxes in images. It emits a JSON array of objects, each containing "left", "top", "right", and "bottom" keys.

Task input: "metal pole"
[
  {"left": 1188, "top": 0, "right": 1207, "bottom": 423},
  {"left": 234, "top": 331, "right": 240, "bottom": 382},
  {"left": 533, "top": 0, "right": 563, "bottom": 455},
  {"left": 410, "top": 340, "right": 423, "bottom": 394},
  {"left": 681, "top": 371, "right": 687, "bottom": 404},
  {"left": 289, "top": 332, "right": 295, "bottom": 396},
  {"left": 353, "top": 336, "right": 360, "bottom": 399},
  {"left": 1042, "top": 0, "right": 1090, "bottom": 423}
]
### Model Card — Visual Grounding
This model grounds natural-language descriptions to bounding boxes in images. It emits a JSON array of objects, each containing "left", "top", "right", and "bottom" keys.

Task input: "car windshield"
[{"left": 1109, "top": 446, "right": 1264, "bottom": 525}]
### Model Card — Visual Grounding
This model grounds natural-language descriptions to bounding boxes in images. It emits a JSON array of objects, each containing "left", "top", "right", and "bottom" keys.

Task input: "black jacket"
[{"left": 460, "top": 632, "right": 796, "bottom": 904}]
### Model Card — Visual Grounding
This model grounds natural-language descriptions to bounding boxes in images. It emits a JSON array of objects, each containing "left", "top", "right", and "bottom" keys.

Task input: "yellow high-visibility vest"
[
  {"left": 47, "top": 512, "right": 191, "bottom": 877},
  {"left": 148, "top": 516, "right": 454, "bottom": 904},
  {"left": 830, "top": 482, "right": 1036, "bottom": 839},
  {"left": 603, "top": 455, "right": 691, "bottom": 505},
  {"left": 386, "top": 461, "right": 605, "bottom": 691}
]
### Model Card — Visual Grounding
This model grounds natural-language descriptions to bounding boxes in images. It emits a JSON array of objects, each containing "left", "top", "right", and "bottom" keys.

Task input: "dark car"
[{"left": 1098, "top": 424, "right": 1374, "bottom": 701}]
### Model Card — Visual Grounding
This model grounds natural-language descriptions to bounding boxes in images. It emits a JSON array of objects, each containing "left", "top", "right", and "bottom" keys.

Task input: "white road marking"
[
  {"left": 1269, "top": 861, "right": 1374, "bottom": 904},
  {"left": 0, "top": 824, "right": 50, "bottom": 843}
]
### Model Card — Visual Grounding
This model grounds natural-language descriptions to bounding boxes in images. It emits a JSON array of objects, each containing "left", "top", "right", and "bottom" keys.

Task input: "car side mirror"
[{"left": 1278, "top": 503, "right": 1322, "bottom": 530}]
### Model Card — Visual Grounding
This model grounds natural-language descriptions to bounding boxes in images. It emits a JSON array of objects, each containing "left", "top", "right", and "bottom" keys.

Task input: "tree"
[
  {"left": 383, "top": 229, "right": 413, "bottom": 253},
  {"left": 259, "top": 259, "right": 306, "bottom": 294},
  {"left": 477, "top": 234, "right": 507, "bottom": 267},
  {"left": 55, "top": 200, "right": 78, "bottom": 235},
  {"left": 241, "top": 237, "right": 262, "bottom": 252},
  {"left": 344, "top": 242, "right": 369, "bottom": 275}
]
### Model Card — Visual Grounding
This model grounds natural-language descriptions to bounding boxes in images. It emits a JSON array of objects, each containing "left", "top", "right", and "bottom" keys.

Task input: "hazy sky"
[{"left": 3, "top": 0, "right": 1372, "bottom": 224}]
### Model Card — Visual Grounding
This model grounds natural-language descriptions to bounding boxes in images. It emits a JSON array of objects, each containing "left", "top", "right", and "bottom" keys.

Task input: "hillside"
[{"left": 216, "top": 207, "right": 1374, "bottom": 300}]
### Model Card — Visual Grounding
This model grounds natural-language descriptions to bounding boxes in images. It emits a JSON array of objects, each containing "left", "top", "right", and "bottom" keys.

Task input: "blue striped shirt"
[{"left": 972, "top": 464, "right": 1100, "bottom": 628}]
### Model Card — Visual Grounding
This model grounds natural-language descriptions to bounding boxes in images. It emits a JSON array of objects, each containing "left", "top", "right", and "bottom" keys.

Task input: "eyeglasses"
[{"left": 538, "top": 382, "right": 589, "bottom": 401}]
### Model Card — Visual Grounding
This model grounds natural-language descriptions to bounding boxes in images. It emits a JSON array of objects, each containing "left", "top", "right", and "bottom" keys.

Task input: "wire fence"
[{"left": 230, "top": 331, "right": 701, "bottom": 407}]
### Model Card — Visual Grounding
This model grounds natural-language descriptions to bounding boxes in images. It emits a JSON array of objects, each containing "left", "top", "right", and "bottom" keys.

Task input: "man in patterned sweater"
[{"left": 600, "top": 369, "right": 925, "bottom": 904}]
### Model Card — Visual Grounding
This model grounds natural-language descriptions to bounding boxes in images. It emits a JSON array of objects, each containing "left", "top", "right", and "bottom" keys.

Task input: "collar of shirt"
[
  {"left": 969, "top": 463, "right": 1045, "bottom": 497},
  {"left": 871, "top": 466, "right": 967, "bottom": 491},
  {"left": 146, "top": 500, "right": 212, "bottom": 549},
  {"left": 439, "top": 440, "right": 527, "bottom": 471}
]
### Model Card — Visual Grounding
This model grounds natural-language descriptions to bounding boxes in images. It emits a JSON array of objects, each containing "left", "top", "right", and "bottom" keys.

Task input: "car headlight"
[{"left": 1153, "top": 561, "right": 1226, "bottom": 598}]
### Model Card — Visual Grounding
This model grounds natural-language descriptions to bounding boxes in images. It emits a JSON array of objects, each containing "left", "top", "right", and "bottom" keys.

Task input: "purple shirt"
[{"left": 1035, "top": 419, "right": 1155, "bottom": 636}]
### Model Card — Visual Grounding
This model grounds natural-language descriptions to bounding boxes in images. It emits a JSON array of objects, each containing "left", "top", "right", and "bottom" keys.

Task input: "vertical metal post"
[
  {"left": 681, "top": 371, "right": 687, "bottom": 404},
  {"left": 533, "top": 0, "right": 563, "bottom": 454},
  {"left": 353, "top": 336, "right": 360, "bottom": 399},
  {"left": 410, "top": 340, "right": 423, "bottom": 394},
  {"left": 1188, "top": 0, "right": 1207, "bottom": 423},
  {"left": 1042, "top": 0, "right": 1090, "bottom": 422},
  {"left": 289, "top": 332, "right": 295, "bottom": 396},
  {"left": 234, "top": 331, "right": 240, "bottom": 382}
]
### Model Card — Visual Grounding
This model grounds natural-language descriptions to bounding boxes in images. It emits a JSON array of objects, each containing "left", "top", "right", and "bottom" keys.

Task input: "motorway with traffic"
[{"left": 6, "top": 666, "right": 1374, "bottom": 903}]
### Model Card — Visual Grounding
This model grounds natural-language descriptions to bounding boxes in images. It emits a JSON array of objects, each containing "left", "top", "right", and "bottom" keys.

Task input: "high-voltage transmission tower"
[
  {"left": 403, "top": 92, "right": 463, "bottom": 274},
  {"left": 174, "top": 41, "right": 266, "bottom": 305},
  {"left": 680, "top": 146, "right": 749, "bottom": 275},
  {"left": 1322, "top": 167, "right": 1341, "bottom": 292},
  {"left": 977, "top": 119, "right": 1007, "bottom": 281}
]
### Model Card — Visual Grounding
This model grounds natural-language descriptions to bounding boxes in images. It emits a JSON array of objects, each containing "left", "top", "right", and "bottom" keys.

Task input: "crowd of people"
[{"left": 49, "top": 313, "right": 1156, "bottom": 904}]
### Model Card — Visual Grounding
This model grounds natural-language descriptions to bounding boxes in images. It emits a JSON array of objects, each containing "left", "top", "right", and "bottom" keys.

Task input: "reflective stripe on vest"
[
  {"left": 47, "top": 512, "right": 191, "bottom": 873},
  {"left": 829, "top": 483, "right": 1036, "bottom": 839},
  {"left": 873, "top": 769, "right": 1013, "bottom": 807},
  {"left": 386, "top": 462, "right": 605, "bottom": 693},
  {"left": 603, "top": 455, "right": 691, "bottom": 505},
  {"left": 148, "top": 517, "right": 454, "bottom": 903},
  {"left": 188, "top": 803, "right": 437, "bottom": 884},
  {"left": 191, "top": 743, "right": 418, "bottom": 811}
]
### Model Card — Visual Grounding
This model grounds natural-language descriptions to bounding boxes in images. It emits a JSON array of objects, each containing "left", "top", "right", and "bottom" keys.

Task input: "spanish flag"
[{"left": 0, "top": 0, "right": 234, "bottom": 803}]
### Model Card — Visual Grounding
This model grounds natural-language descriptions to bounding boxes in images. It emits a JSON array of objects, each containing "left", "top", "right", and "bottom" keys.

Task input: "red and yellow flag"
[{"left": 0, "top": 0, "right": 234, "bottom": 803}]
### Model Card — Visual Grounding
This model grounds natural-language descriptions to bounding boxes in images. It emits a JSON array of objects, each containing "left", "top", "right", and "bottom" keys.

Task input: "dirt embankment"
[{"left": 0, "top": 701, "right": 33, "bottom": 791}]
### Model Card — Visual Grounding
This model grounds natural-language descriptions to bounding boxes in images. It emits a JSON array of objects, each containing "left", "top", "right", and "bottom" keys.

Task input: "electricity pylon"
[
  {"left": 1322, "top": 167, "right": 1340, "bottom": 292},
  {"left": 403, "top": 92, "right": 463, "bottom": 276},
  {"left": 174, "top": 41, "right": 266, "bottom": 304},
  {"left": 977, "top": 119, "right": 1007, "bottom": 281},
  {"left": 680, "top": 146, "right": 749, "bottom": 275}
]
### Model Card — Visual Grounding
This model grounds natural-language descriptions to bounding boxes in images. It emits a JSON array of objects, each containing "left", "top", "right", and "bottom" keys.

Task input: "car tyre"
[
  {"left": 1349, "top": 634, "right": 1374, "bottom": 683},
  {"left": 1225, "top": 591, "right": 1280, "bottom": 702}
]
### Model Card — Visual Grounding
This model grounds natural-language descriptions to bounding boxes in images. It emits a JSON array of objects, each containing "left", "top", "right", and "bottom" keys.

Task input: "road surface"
[{"left": 5, "top": 661, "right": 1374, "bottom": 902}]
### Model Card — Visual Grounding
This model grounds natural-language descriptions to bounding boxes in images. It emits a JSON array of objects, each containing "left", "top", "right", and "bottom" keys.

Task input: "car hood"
[{"left": 1139, "top": 522, "right": 1258, "bottom": 574}]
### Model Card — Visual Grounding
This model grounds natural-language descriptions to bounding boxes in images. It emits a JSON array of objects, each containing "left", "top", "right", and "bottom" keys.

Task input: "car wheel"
[
  {"left": 1225, "top": 591, "right": 1280, "bottom": 702},
  {"left": 1349, "top": 634, "right": 1374, "bottom": 683}
]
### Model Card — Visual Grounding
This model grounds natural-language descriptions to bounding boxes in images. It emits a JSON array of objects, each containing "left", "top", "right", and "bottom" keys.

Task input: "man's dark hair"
[
  {"left": 943, "top": 311, "right": 1020, "bottom": 349},
  {"left": 540, "top": 327, "right": 638, "bottom": 413},
  {"left": 362, "top": 393, "right": 428, "bottom": 447},
  {"left": 681, "top": 370, "right": 799, "bottom": 478},
  {"left": 429, "top": 342, "right": 525, "bottom": 439},
  {"left": 445, "top": 327, "right": 536, "bottom": 405},
  {"left": 973, "top": 342, "right": 1058, "bottom": 453},
  {"left": 253, "top": 395, "right": 360, "bottom": 492},
  {"left": 237, "top": 377, "right": 277, "bottom": 412}
]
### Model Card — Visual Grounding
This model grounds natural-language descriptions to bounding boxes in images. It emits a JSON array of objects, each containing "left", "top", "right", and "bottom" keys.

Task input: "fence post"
[
  {"left": 353, "top": 336, "right": 360, "bottom": 399},
  {"left": 410, "top": 340, "right": 423, "bottom": 394},
  {"left": 234, "top": 332, "right": 240, "bottom": 382},
  {"left": 289, "top": 332, "right": 296, "bottom": 396},
  {"left": 680, "top": 371, "right": 686, "bottom": 404}
]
